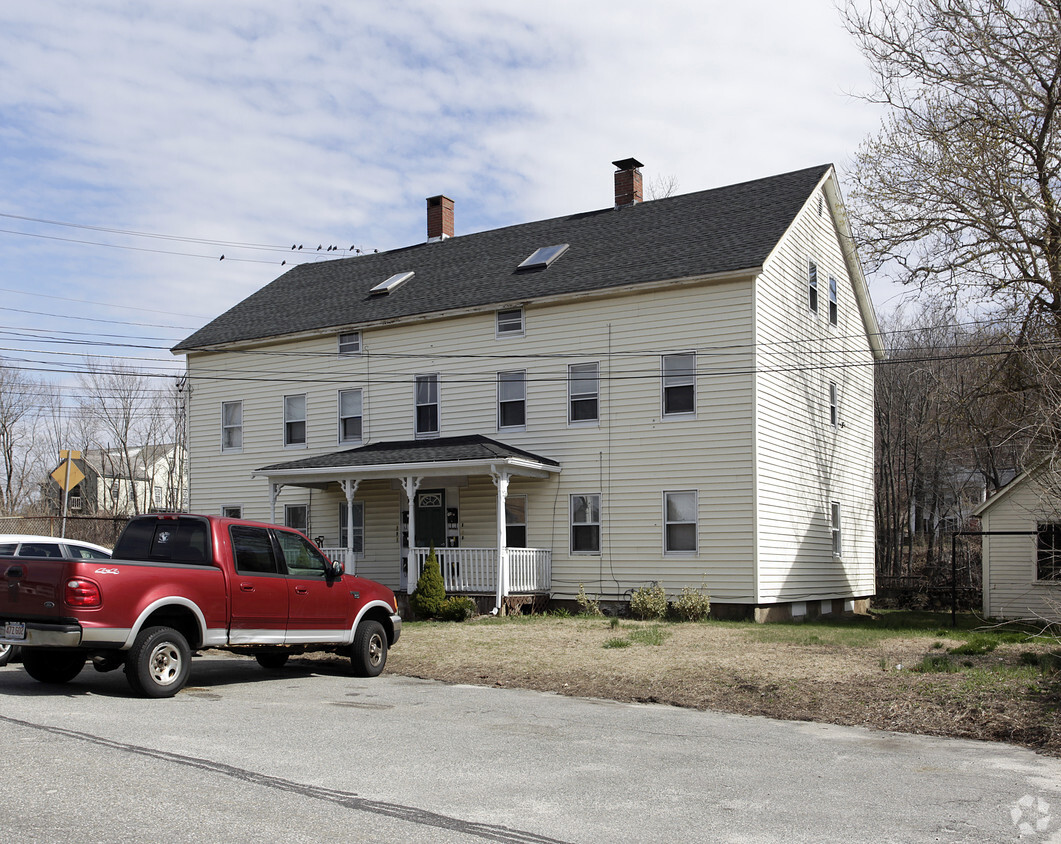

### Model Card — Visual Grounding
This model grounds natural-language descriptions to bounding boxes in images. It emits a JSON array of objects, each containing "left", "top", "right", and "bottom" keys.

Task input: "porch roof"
[{"left": 252, "top": 434, "right": 561, "bottom": 485}]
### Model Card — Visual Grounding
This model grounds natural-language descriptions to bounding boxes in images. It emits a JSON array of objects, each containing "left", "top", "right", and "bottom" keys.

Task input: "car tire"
[
  {"left": 22, "top": 649, "right": 86, "bottom": 684},
  {"left": 255, "top": 652, "right": 289, "bottom": 670},
  {"left": 350, "top": 620, "right": 387, "bottom": 677},
  {"left": 125, "top": 626, "right": 191, "bottom": 698},
  {"left": 0, "top": 643, "right": 19, "bottom": 667}
]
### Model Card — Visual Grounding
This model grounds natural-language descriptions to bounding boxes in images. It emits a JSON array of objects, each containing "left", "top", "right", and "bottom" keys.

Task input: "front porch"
[{"left": 255, "top": 435, "right": 561, "bottom": 612}]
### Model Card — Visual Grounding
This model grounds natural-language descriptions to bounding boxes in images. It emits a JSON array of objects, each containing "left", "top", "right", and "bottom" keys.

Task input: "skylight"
[
  {"left": 517, "top": 243, "right": 569, "bottom": 271},
  {"left": 369, "top": 271, "right": 414, "bottom": 295}
]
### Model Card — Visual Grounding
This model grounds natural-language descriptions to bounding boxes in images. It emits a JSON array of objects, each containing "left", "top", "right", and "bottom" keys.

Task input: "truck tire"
[
  {"left": 22, "top": 649, "right": 86, "bottom": 684},
  {"left": 255, "top": 653, "right": 289, "bottom": 670},
  {"left": 350, "top": 620, "right": 387, "bottom": 677},
  {"left": 125, "top": 626, "right": 191, "bottom": 698},
  {"left": 0, "top": 643, "right": 19, "bottom": 667}
]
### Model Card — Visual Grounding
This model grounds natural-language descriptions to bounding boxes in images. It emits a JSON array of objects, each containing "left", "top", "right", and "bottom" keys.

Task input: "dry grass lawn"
[{"left": 374, "top": 613, "right": 1061, "bottom": 757}]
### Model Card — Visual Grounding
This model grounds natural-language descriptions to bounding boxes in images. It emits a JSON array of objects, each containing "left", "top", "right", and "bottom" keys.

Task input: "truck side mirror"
[{"left": 328, "top": 559, "right": 344, "bottom": 578}]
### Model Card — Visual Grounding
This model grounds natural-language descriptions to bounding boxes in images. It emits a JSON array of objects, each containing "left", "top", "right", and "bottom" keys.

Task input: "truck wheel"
[
  {"left": 350, "top": 620, "right": 387, "bottom": 677},
  {"left": 125, "top": 626, "right": 191, "bottom": 698},
  {"left": 255, "top": 653, "right": 289, "bottom": 670},
  {"left": 0, "top": 643, "right": 18, "bottom": 667},
  {"left": 22, "top": 649, "right": 86, "bottom": 684}
]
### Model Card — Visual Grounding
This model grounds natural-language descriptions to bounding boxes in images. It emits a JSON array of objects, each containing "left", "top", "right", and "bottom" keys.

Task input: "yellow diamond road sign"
[{"left": 52, "top": 460, "right": 85, "bottom": 491}]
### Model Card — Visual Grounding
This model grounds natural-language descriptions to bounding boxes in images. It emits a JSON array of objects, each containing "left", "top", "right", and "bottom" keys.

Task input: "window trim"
[
  {"left": 568, "top": 362, "right": 600, "bottom": 425},
  {"left": 663, "top": 490, "right": 698, "bottom": 555},
  {"left": 338, "top": 331, "right": 362, "bottom": 356},
  {"left": 828, "top": 276, "right": 838, "bottom": 326},
  {"left": 570, "top": 493, "right": 601, "bottom": 555},
  {"left": 414, "top": 373, "right": 440, "bottom": 438},
  {"left": 1035, "top": 523, "right": 1061, "bottom": 582},
  {"left": 285, "top": 503, "right": 309, "bottom": 534},
  {"left": 497, "top": 370, "right": 527, "bottom": 431},
  {"left": 338, "top": 387, "right": 364, "bottom": 445},
  {"left": 831, "top": 501, "right": 842, "bottom": 558},
  {"left": 221, "top": 505, "right": 243, "bottom": 519},
  {"left": 221, "top": 400, "right": 243, "bottom": 454},
  {"left": 662, "top": 352, "right": 696, "bottom": 418},
  {"left": 495, "top": 308, "right": 525, "bottom": 338},
  {"left": 284, "top": 393, "right": 307, "bottom": 448},
  {"left": 829, "top": 382, "right": 839, "bottom": 428}
]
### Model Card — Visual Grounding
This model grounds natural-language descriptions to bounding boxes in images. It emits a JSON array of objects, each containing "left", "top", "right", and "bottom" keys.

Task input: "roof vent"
[
  {"left": 369, "top": 271, "right": 414, "bottom": 296},
  {"left": 612, "top": 158, "right": 644, "bottom": 207},
  {"left": 517, "top": 244, "right": 569, "bottom": 271}
]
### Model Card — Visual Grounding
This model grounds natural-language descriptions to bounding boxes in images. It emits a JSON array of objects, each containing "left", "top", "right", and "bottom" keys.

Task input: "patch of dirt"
[{"left": 363, "top": 617, "right": 1061, "bottom": 757}]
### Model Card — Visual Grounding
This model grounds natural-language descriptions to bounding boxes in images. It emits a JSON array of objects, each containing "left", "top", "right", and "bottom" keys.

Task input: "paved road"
[{"left": 0, "top": 654, "right": 1058, "bottom": 843}]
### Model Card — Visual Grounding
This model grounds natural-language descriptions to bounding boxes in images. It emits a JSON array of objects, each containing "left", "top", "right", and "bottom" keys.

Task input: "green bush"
[
  {"left": 630, "top": 583, "right": 668, "bottom": 620},
  {"left": 410, "top": 546, "right": 446, "bottom": 619},
  {"left": 438, "top": 596, "right": 477, "bottom": 622},
  {"left": 672, "top": 585, "right": 711, "bottom": 621},
  {"left": 576, "top": 583, "right": 603, "bottom": 617}
]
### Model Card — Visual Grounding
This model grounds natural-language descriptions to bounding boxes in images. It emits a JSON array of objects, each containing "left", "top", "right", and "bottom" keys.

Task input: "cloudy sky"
[{"left": 0, "top": 0, "right": 901, "bottom": 385}]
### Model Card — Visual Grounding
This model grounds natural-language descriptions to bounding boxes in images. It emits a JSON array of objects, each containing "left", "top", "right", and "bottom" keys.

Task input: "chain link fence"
[{"left": 0, "top": 515, "right": 130, "bottom": 550}]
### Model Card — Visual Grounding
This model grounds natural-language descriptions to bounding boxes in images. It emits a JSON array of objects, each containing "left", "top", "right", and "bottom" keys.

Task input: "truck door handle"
[
  {"left": 294, "top": 586, "right": 308, "bottom": 595},
  {"left": 239, "top": 583, "right": 255, "bottom": 592}
]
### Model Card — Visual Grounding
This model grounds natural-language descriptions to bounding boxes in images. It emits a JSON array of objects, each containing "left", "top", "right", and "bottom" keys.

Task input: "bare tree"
[
  {"left": 0, "top": 358, "right": 46, "bottom": 514},
  {"left": 843, "top": 0, "right": 1061, "bottom": 333},
  {"left": 647, "top": 172, "right": 680, "bottom": 200}
]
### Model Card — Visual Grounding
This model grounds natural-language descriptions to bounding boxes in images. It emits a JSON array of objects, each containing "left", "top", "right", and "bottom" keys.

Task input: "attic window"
[
  {"left": 370, "top": 271, "right": 414, "bottom": 296},
  {"left": 517, "top": 243, "right": 569, "bottom": 271}
]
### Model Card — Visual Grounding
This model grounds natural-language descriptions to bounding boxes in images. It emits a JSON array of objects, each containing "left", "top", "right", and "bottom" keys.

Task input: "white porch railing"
[
  {"left": 320, "top": 547, "right": 355, "bottom": 572},
  {"left": 412, "top": 547, "right": 551, "bottom": 594}
]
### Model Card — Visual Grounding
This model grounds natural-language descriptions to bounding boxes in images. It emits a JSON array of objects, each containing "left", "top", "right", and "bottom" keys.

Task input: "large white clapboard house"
[{"left": 173, "top": 159, "right": 883, "bottom": 619}]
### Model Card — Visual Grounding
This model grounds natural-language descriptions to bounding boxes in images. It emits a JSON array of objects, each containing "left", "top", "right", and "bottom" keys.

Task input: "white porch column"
[
  {"left": 491, "top": 469, "right": 511, "bottom": 613},
  {"left": 269, "top": 483, "right": 284, "bottom": 523},
  {"left": 340, "top": 478, "right": 360, "bottom": 573},
  {"left": 401, "top": 475, "right": 422, "bottom": 594}
]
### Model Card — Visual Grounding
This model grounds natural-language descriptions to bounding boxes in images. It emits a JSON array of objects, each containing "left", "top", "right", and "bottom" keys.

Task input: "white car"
[{"left": 0, "top": 535, "right": 112, "bottom": 666}]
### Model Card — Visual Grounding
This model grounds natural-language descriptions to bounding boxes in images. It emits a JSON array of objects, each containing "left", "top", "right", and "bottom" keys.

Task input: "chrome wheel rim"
[
  {"left": 148, "top": 642, "right": 182, "bottom": 685},
  {"left": 368, "top": 633, "right": 384, "bottom": 667}
]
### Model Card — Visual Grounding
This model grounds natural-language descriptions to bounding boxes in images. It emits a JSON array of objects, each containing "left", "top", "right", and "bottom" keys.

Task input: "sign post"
[{"left": 51, "top": 450, "right": 84, "bottom": 538}]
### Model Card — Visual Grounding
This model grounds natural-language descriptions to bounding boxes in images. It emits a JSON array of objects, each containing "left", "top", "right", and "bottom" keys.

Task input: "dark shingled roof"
[
  {"left": 257, "top": 434, "right": 561, "bottom": 472},
  {"left": 175, "top": 164, "right": 831, "bottom": 351}
]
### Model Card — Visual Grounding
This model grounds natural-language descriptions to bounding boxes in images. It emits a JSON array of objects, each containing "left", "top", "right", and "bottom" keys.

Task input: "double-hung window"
[
  {"left": 285, "top": 503, "right": 308, "bottom": 533},
  {"left": 496, "top": 308, "right": 524, "bottom": 337},
  {"left": 498, "top": 370, "right": 526, "bottom": 429},
  {"left": 568, "top": 362, "right": 599, "bottom": 423},
  {"left": 829, "top": 277, "right": 838, "bottom": 326},
  {"left": 664, "top": 490, "right": 698, "bottom": 554},
  {"left": 506, "top": 495, "right": 527, "bottom": 548},
  {"left": 829, "top": 382, "right": 839, "bottom": 428},
  {"left": 338, "top": 331, "right": 361, "bottom": 355},
  {"left": 338, "top": 388, "right": 363, "bottom": 444},
  {"left": 662, "top": 352, "right": 696, "bottom": 417},
  {"left": 284, "top": 394, "right": 307, "bottom": 447},
  {"left": 1036, "top": 524, "right": 1061, "bottom": 581},
  {"left": 570, "top": 494, "right": 601, "bottom": 554},
  {"left": 808, "top": 261, "right": 819, "bottom": 313},
  {"left": 415, "top": 374, "right": 440, "bottom": 437},
  {"left": 831, "top": 502, "right": 842, "bottom": 557},
  {"left": 221, "top": 401, "right": 243, "bottom": 452},
  {"left": 339, "top": 501, "right": 365, "bottom": 555}
]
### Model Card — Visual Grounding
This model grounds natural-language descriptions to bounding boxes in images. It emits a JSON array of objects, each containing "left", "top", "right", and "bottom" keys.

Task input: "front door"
[{"left": 414, "top": 489, "right": 447, "bottom": 549}]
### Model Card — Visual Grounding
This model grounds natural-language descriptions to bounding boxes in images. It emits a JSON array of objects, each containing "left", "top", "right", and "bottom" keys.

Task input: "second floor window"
[
  {"left": 662, "top": 352, "right": 696, "bottom": 417},
  {"left": 568, "top": 362, "right": 599, "bottom": 423},
  {"left": 496, "top": 308, "right": 524, "bottom": 336},
  {"left": 498, "top": 370, "right": 526, "bottom": 429},
  {"left": 829, "top": 277, "right": 838, "bottom": 326},
  {"left": 829, "top": 382, "right": 839, "bottom": 428},
  {"left": 338, "top": 388, "right": 363, "bottom": 444},
  {"left": 338, "top": 331, "right": 361, "bottom": 355},
  {"left": 221, "top": 401, "right": 243, "bottom": 452},
  {"left": 808, "top": 261, "right": 818, "bottom": 313},
  {"left": 415, "top": 374, "right": 439, "bottom": 437},
  {"left": 284, "top": 394, "right": 306, "bottom": 446}
]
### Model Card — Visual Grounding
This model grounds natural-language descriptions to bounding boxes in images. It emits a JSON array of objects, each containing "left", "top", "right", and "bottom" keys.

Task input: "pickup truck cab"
[{"left": 0, "top": 514, "right": 401, "bottom": 697}]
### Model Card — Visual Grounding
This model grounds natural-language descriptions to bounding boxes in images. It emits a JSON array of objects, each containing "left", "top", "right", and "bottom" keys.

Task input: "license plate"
[{"left": 3, "top": 621, "right": 25, "bottom": 640}]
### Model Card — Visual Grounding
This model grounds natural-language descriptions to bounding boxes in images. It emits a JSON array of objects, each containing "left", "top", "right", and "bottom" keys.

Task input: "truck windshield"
[{"left": 112, "top": 517, "right": 212, "bottom": 564}]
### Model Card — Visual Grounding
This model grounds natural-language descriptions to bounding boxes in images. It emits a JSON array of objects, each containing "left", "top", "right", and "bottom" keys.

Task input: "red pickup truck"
[{"left": 0, "top": 514, "right": 401, "bottom": 697}]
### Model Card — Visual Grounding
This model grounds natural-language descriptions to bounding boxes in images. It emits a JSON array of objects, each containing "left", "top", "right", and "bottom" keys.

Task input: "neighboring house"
[
  {"left": 173, "top": 159, "right": 883, "bottom": 619},
  {"left": 45, "top": 444, "right": 187, "bottom": 516},
  {"left": 973, "top": 464, "right": 1061, "bottom": 623}
]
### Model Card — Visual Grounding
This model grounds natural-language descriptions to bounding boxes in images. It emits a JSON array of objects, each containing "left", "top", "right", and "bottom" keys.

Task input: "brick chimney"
[
  {"left": 427, "top": 195, "right": 454, "bottom": 241},
  {"left": 612, "top": 158, "right": 644, "bottom": 207}
]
